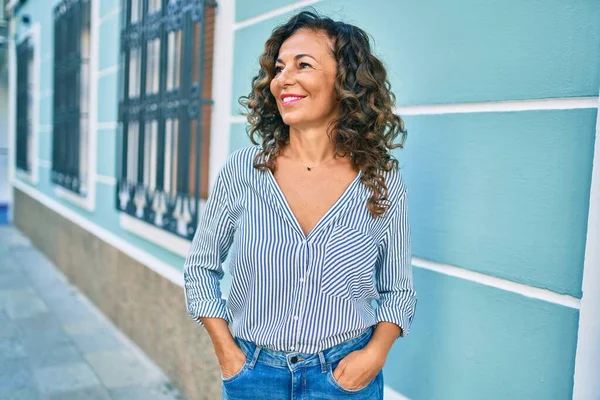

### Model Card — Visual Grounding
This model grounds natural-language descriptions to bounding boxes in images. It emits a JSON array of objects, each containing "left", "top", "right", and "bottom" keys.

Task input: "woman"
[{"left": 184, "top": 10, "right": 416, "bottom": 400}]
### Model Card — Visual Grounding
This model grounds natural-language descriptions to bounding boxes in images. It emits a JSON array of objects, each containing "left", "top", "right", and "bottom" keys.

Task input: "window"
[
  {"left": 51, "top": 0, "right": 91, "bottom": 196},
  {"left": 15, "top": 37, "right": 34, "bottom": 175},
  {"left": 117, "top": 0, "right": 216, "bottom": 240}
]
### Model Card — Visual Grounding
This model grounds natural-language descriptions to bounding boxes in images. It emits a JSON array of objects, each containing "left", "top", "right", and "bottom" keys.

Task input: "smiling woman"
[{"left": 184, "top": 10, "right": 416, "bottom": 400}]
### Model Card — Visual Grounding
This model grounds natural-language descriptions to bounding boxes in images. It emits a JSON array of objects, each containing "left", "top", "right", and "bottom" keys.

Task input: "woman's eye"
[
  {"left": 274, "top": 66, "right": 283, "bottom": 73},
  {"left": 299, "top": 62, "right": 311, "bottom": 69}
]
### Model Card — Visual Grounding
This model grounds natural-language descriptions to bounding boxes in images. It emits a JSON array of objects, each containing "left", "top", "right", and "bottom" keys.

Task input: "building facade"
[{"left": 5, "top": 0, "right": 600, "bottom": 399}]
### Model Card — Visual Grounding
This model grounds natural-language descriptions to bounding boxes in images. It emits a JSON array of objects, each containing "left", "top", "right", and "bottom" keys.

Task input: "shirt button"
[
  {"left": 299, "top": 278, "right": 304, "bottom": 283},
  {"left": 290, "top": 346, "right": 295, "bottom": 351},
  {"left": 293, "top": 316, "right": 299, "bottom": 321}
]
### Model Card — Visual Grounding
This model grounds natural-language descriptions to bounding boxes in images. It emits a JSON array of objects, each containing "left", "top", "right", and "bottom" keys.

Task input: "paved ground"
[{"left": 0, "top": 225, "right": 185, "bottom": 400}]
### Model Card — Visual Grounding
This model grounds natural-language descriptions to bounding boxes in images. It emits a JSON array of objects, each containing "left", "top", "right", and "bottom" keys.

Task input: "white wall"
[{"left": 0, "top": 72, "right": 9, "bottom": 205}]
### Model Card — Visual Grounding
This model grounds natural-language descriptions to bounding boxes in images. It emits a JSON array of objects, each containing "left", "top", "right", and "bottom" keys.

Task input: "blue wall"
[{"left": 231, "top": 1, "right": 598, "bottom": 399}]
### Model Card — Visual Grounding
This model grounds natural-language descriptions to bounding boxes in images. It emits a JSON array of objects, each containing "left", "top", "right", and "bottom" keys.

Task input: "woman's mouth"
[{"left": 281, "top": 95, "right": 306, "bottom": 106}]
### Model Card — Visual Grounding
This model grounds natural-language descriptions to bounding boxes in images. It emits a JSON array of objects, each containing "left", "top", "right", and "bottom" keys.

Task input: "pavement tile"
[
  {"left": 33, "top": 362, "right": 100, "bottom": 395},
  {"left": 0, "top": 288, "right": 38, "bottom": 308},
  {"left": 14, "top": 313, "right": 63, "bottom": 335},
  {"left": 4, "top": 295, "right": 49, "bottom": 320},
  {"left": 0, "top": 320, "right": 18, "bottom": 340},
  {"left": 0, "top": 386, "right": 40, "bottom": 400},
  {"left": 0, "top": 337, "right": 27, "bottom": 360},
  {"left": 10, "top": 248, "right": 53, "bottom": 272},
  {"left": 38, "top": 288, "right": 79, "bottom": 308},
  {"left": 0, "top": 255, "right": 23, "bottom": 274},
  {"left": 62, "top": 320, "right": 107, "bottom": 336},
  {"left": 0, "top": 358, "right": 34, "bottom": 391},
  {"left": 69, "top": 331, "right": 125, "bottom": 354},
  {"left": 51, "top": 303, "right": 99, "bottom": 325},
  {"left": 0, "top": 270, "right": 29, "bottom": 290},
  {"left": 109, "top": 382, "right": 183, "bottom": 400},
  {"left": 84, "top": 350, "right": 163, "bottom": 389},
  {"left": 25, "top": 342, "right": 83, "bottom": 369},
  {"left": 20, "top": 329, "right": 72, "bottom": 355},
  {"left": 40, "top": 385, "right": 112, "bottom": 400}
]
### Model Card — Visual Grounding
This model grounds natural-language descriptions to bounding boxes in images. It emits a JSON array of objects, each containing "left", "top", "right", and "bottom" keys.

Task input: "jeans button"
[{"left": 290, "top": 356, "right": 298, "bottom": 363}]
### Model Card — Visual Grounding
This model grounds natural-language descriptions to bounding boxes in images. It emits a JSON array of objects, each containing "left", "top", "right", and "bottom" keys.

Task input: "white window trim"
[
  {"left": 119, "top": 199, "right": 206, "bottom": 258},
  {"left": 120, "top": 213, "right": 191, "bottom": 258},
  {"left": 120, "top": 0, "right": 235, "bottom": 254},
  {"left": 208, "top": 0, "right": 235, "bottom": 188},
  {"left": 52, "top": 0, "right": 98, "bottom": 212},
  {"left": 10, "top": 23, "right": 41, "bottom": 186}
]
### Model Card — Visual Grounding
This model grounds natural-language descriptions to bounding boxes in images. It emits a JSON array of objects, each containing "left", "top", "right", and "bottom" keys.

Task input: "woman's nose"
[{"left": 277, "top": 68, "right": 295, "bottom": 87}]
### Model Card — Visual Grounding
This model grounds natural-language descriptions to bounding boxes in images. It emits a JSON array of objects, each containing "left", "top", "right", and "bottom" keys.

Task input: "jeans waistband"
[{"left": 234, "top": 327, "right": 374, "bottom": 373}]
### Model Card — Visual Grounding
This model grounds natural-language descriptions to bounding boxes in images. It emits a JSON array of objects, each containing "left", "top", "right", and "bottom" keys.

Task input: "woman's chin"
[{"left": 280, "top": 115, "right": 302, "bottom": 127}]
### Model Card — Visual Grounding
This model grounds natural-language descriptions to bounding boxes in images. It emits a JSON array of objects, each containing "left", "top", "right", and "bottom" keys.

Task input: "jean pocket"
[
  {"left": 321, "top": 225, "right": 379, "bottom": 301},
  {"left": 326, "top": 364, "right": 378, "bottom": 394},
  {"left": 221, "top": 360, "right": 249, "bottom": 384}
]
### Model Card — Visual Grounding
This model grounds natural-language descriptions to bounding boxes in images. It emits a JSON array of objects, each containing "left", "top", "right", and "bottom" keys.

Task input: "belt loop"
[
  {"left": 318, "top": 351, "right": 327, "bottom": 373},
  {"left": 247, "top": 345, "right": 262, "bottom": 370}
]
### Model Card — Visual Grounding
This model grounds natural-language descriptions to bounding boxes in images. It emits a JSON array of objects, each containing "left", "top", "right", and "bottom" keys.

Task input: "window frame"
[
  {"left": 51, "top": 0, "right": 98, "bottom": 212},
  {"left": 116, "top": 0, "right": 217, "bottom": 246},
  {"left": 12, "top": 23, "right": 40, "bottom": 185}
]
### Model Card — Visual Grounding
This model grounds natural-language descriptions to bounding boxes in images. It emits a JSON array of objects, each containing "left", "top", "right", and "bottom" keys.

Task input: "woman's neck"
[{"left": 286, "top": 125, "right": 337, "bottom": 164}]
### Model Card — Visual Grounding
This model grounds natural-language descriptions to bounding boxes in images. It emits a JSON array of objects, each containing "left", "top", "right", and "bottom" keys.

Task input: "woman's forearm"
[
  {"left": 364, "top": 321, "right": 402, "bottom": 361},
  {"left": 201, "top": 317, "right": 239, "bottom": 360}
]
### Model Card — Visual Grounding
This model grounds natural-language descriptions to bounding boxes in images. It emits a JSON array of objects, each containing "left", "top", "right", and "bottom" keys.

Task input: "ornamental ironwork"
[{"left": 117, "top": 0, "right": 216, "bottom": 240}]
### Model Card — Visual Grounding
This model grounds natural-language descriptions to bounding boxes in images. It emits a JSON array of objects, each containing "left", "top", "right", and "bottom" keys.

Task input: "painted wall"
[{"left": 8, "top": 0, "right": 599, "bottom": 399}]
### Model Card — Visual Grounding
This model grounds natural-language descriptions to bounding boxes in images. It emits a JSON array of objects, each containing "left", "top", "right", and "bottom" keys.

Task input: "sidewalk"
[{"left": 0, "top": 225, "right": 185, "bottom": 400}]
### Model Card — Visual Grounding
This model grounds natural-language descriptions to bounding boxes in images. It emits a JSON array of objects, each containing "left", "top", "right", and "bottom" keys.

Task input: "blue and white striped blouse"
[{"left": 183, "top": 145, "right": 416, "bottom": 354}]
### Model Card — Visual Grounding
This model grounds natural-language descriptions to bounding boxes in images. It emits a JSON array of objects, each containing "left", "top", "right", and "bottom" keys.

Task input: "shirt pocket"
[{"left": 321, "top": 225, "right": 379, "bottom": 301}]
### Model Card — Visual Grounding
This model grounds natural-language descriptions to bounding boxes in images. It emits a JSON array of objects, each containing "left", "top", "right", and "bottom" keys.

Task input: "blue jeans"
[{"left": 222, "top": 327, "right": 384, "bottom": 399}]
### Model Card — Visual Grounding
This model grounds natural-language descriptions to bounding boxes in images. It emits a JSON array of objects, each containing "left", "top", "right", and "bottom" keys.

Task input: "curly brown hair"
[{"left": 239, "top": 10, "right": 407, "bottom": 217}]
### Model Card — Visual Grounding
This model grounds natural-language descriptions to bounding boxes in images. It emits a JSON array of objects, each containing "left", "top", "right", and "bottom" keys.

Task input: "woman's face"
[{"left": 270, "top": 29, "right": 339, "bottom": 130}]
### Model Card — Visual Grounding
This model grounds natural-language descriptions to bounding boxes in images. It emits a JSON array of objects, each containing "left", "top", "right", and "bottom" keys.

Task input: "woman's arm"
[
  {"left": 183, "top": 170, "right": 234, "bottom": 324},
  {"left": 373, "top": 189, "right": 417, "bottom": 339},
  {"left": 202, "top": 317, "right": 246, "bottom": 378},
  {"left": 183, "top": 168, "right": 245, "bottom": 377},
  {"left": 333, "top": 188, "right": 417, "bottom": 389}
]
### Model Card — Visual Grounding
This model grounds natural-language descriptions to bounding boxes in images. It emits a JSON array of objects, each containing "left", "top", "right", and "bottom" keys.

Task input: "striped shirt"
[{"left": 183, "top": 145, "right": 416, "bottom": 354}]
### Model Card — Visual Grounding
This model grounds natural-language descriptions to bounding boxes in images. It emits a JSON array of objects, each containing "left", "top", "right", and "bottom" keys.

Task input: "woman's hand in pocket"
[
  {"left": 333, "top": 347, "right": 384, "bottom": 390},
  {"left": 219, "top": 346, "right": 247, "bottom": 379}
]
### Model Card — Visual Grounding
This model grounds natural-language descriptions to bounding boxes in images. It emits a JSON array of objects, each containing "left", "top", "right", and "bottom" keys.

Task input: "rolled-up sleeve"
[
  {"left": 183, "top": 169, "right": 235, "bottom": 326},
  {"left": 375, "top": 189, "right": 417, "bottom": 337}
]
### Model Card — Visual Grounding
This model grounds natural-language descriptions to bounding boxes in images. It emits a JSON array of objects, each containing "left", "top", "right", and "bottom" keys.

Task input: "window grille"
[
  {"left": 15, "top": 37, "right": 34, "bottom": 173},
  {"left": 117, "top": 0, "right": 216, "bottom": 239},
  {"left": 51, "top": 0, "right": 92, "bottom": 195}
]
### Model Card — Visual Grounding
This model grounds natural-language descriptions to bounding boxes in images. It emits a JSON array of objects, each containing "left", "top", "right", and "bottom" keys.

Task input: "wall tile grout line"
[
  {"left": 229, "top": 96, "right": 598, "bottom": 124},
  {"left": 413, "top": 257, "right": 580, "bottom": 309}
]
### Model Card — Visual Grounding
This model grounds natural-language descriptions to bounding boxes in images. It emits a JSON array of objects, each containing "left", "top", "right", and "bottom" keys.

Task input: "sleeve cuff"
[
  {"left": 376, "top": 304, "right": 415, "bottom": 338},
  {"left": 187, "top": 298, "right": 229, "bottom": 327}
]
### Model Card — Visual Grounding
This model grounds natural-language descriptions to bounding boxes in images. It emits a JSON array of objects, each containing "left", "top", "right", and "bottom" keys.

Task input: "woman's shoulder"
[
  {"left": 219, "top": 144, "right": 262, "bottom": 181},
  {"left": 380, "top": 166, "right": 408, "bottom": 203},
  {"left": 225, "top": 145, "right": 261, "bottom": 166}
]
